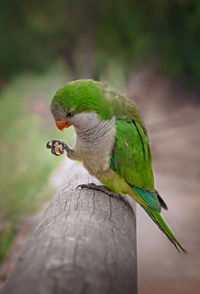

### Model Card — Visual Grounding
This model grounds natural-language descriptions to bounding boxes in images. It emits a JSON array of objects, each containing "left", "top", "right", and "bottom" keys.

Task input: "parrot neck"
[
  {"left": 73, "top": 112, "right": 116, "bottom": 175},
  {"left": 74, "top": 114, "right": 115, "bottom": 147}
]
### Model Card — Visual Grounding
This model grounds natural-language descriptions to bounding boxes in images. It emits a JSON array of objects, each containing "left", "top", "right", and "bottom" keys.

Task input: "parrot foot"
[
  {"left": 77, "top": 183, "right": 121, "bottom": 200},
  {"left": 46, "top": 139, "right": 73, "bottom": 156}
]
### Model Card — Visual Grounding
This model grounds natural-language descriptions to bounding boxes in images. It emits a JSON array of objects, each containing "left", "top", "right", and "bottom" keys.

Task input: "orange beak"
[{"left": 55, "top": 120, "right": 72, "bottom": 131}]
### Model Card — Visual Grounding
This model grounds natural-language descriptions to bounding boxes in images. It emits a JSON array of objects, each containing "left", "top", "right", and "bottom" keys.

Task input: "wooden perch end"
[{"left": 1, "top": 163, "right": 137, "bottom": 294}]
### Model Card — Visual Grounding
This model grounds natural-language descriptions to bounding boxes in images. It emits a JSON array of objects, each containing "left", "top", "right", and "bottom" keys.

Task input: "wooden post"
[{"left": 1, "top": 160, "right": 137, "bottom": 294}]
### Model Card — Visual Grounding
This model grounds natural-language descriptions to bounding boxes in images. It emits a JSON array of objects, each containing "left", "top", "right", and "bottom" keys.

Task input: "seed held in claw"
[
  {"left": 54, "top": 145, "right": 64, "bottom": 154},
  {"left": 46, "top": 140, "right": 68, "bottom": 156}
]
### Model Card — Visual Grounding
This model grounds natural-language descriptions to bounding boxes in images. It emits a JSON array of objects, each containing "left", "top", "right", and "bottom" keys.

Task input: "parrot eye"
[{"left": 66, "top": 111, "right": 74, "bottom": 118}]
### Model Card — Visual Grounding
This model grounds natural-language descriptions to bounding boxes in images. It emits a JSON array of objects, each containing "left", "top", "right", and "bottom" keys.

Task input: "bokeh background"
[{"left": 0, "top": 1, "right": 200, "bottom": 293}]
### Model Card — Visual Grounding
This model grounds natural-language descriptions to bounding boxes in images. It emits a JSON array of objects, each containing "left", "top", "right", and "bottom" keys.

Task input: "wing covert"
[{"left": 110, "top": 119, "right": 154, "bottom": 189}]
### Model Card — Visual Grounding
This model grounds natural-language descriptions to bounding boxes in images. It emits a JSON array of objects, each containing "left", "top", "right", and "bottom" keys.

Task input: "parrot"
[{"left": 47, "top": 79, "right": 186, "bottom": 253}]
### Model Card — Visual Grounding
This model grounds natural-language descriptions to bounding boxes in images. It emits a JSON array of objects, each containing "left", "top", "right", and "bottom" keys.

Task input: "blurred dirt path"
[{"left": 132, "top": 70, "right": 200, "bottom": 294}]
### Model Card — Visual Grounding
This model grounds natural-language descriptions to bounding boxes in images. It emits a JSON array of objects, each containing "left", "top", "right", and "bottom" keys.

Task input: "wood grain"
[{"left": 1, "top": 161, "right": 137, "bottom": 294}]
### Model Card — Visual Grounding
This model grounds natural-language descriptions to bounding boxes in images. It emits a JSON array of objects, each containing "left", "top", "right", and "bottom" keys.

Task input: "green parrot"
[{"left": 48, "top": 79, "right": 186, "bottom": 253}]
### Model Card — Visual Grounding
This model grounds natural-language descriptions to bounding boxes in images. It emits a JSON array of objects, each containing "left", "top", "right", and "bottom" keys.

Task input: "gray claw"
[
  {"left": 51, "top": 146, "right": 61, "bottom": 156},
  {"left": 46, "top": 139, "right": 65, "bottom": 156},
  {"left": 46, "top": 141, "right": 51, "bottom": 149},
  {"left": 76, "top": 183, "right": 95, "bottom": 190},
  {"left": 46, "top": 139, "right": 74, "bottom": 157},
  {"left": 76, "top": 183, "right": 121, "bottom": 199}
]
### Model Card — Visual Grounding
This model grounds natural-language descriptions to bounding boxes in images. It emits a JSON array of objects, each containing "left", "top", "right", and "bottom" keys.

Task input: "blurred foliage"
[
  {"left": 0, "top": 65, "right": 74, "bottom": 261},
  {"left": 1, "top": 0, "right": 200, "bottom": 86}
]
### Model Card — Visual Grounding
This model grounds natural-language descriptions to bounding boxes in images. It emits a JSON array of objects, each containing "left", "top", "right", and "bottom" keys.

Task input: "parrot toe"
[
  {"left": 76, "top": 183, "right": 121, "bottom": 199},
  {"left": 46, "top": 139, "right": 72, "bottom": 156}
]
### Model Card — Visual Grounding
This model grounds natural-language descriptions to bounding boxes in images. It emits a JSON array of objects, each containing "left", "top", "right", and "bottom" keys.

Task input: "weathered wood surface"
[{"left": 1, "top": 160, "right": 137, "bottom": 294}]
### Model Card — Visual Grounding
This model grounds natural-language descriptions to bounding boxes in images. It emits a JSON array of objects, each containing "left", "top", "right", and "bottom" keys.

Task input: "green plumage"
[
  {"left": 143, "top": 207, "right": 186, "bottom": 253},
  {"left": 51, "top": 79, "right": 186, "bottom": 253},
  {"left": 110, "top": 118, "right": 186, "bottom": 252},
  {"left": 110, "top": 119, "right": 161, "bottom": 211},
  {"left": 110, "top": 119, "right": 154, "bottom": 190}
]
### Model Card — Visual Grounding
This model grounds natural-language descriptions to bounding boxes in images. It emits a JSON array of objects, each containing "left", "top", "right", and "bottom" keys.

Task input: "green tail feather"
[{"left": 142, "top": 206, "right": 187, "bottom": 254}]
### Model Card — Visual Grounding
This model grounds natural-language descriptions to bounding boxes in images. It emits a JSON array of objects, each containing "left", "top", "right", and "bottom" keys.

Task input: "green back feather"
[
  {"left": 110, "top": 119, "right": 162, "bottom": 211},
  {"left": 133, "top": 186, "right": 161, "bottom": 212},
  {"left": 110, "top": 119, "right": 154, "bottom": 190}
]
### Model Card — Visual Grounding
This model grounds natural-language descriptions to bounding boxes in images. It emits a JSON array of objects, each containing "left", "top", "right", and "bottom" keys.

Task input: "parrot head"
[
  {"left": 50, "top": 79, "right": 113, "bottom": 131},
  {"left": 50, "top": 79, "right": 145, "bottom": 133}
]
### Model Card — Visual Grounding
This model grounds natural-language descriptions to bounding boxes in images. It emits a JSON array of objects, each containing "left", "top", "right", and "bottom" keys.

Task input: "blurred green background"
[
  {"left": 1, "top": 0, "right": 200, "bottom": 85},
  {"left": 0, "top": 1, "right": 200, "bottom": 293}
]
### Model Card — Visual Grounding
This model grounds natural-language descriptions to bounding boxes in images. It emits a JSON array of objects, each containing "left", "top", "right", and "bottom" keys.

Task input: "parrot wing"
[
  {"left": 110, "top": 118, "right": 161, "bottom": 212},
  {"left": 110, "top": 118, "right": 186, "bottom": 252}
]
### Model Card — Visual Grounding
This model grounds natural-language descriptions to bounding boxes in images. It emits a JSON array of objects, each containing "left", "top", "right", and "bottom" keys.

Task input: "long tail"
[{"left": 142, "top": 206, "right": 187, "bottom": 254}]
